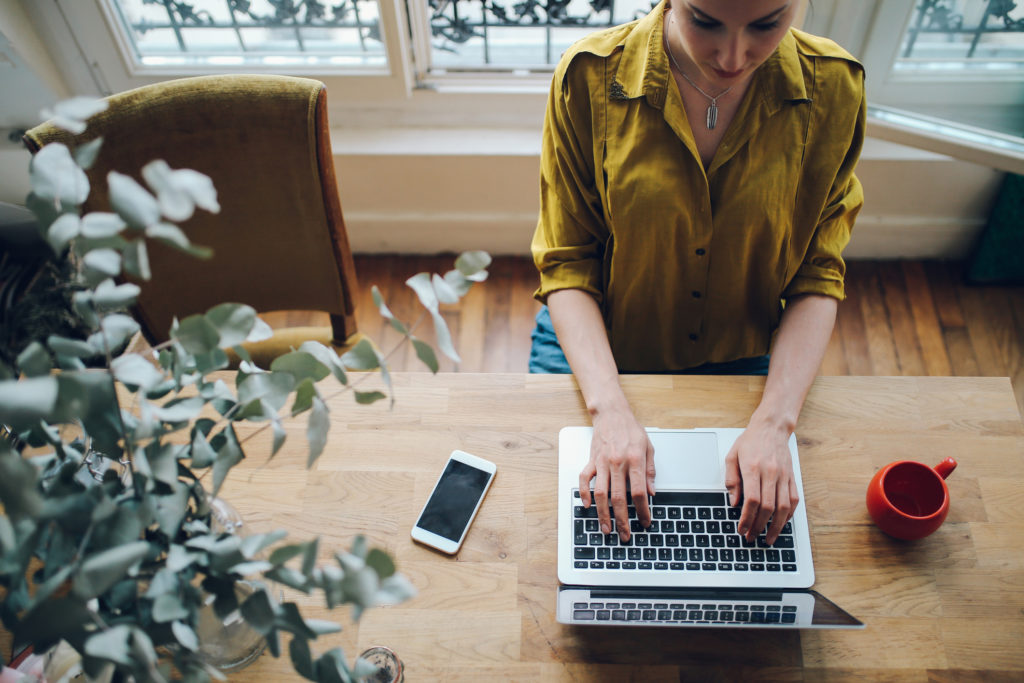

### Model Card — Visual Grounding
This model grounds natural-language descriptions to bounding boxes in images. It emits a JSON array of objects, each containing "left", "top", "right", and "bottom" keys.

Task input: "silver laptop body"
[{"left": 555, "top": 427, "right": 863, "bottom": 629}]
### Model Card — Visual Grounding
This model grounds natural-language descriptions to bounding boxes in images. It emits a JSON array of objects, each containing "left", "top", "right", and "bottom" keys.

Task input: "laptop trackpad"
[{"left": 650, "top": 431, "right": 722, "bottom": 489}]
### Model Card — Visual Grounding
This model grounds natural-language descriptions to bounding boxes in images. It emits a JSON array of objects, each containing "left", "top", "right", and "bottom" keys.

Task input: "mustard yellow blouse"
[{"left": 531, "top": 1, "right": 866, "bottom": 372}]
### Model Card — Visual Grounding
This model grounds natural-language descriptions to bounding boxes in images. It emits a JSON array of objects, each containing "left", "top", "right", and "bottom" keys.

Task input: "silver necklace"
[{"left": 664, "top": 21, "right": 733, "bottom": 130}]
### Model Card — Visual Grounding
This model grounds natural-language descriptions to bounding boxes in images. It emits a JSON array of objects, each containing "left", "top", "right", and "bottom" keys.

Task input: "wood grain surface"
[{"left": 216, "top": 373, "right": 1024, "bottom": 681}]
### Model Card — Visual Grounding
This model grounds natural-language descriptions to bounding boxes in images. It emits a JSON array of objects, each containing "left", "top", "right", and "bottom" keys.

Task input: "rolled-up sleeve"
[
  {"left": 783, "top": 68, "right": 866, "bottom": 301},
  {"left": 532, "top": 57, "right": 609, "bottom": 304}
]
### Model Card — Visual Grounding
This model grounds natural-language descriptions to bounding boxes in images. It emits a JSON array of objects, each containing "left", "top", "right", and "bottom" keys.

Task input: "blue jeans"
[{"left": 528, "top": 306, "right": 770, "bottom": 375}]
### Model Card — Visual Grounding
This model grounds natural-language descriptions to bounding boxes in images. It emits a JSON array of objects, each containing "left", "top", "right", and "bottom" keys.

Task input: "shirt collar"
[{"left": 610, "top": 2, "right": 810, "bottom": 111}]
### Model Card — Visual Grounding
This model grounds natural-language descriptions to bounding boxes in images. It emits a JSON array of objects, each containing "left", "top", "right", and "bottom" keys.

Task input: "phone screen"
[{"left": 415, "top": 458, "right": 493, "bottom": 542}]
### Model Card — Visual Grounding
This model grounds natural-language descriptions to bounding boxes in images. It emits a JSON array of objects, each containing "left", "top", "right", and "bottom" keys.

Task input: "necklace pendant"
[{"left": 706, "top": 101, "right": 718, "bottom": 130}]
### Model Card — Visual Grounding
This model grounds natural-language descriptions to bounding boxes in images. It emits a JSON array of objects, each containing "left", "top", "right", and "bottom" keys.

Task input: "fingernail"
[
  {"left": 738, "top": 525, "right": 748, "bottom": 536},
  {"left": 601, "top": 524, "right": 610, "bottom": 534}
]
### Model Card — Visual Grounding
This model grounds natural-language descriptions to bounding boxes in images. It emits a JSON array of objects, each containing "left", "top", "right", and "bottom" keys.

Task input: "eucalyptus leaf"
[
  {"left": 411, "top": 337, "right": 439, "bottom": 373},
  {"left": 306, "top": 396, "right": 329, "bottom": 468},
  {"left": 150, "top": 396, "right": 204, "bottom": 422},
  {"left": 46, "top": 213, "right": 80, "bottom": 253},
  {"left": 43, "top": 96, "right": 108, "bottom": 133},
  {"left": 271, "top": 351, "right": 330, "bottom": 384},
  {"left": 152, "top": 593, "right": 189, "bottom": 623},
  {"left": 171, "top": 621, "right": 199, "bottom": 652},
  {"left": 352, "top": 656, "right": 379, "bottom": 679},
  {"left": 240, "top": 588, "right": 277, "bottom": 635},
  {"left": 85, "top": 625, "right": 134, "bottom": 666},
  {"left": 370, "top": 285, "right": 393, "bottom": 319},
  {"left": 142, "top": 160, "right": 219, "bottom": 220},
  {"left": 364, "top": 548, "right": 395, "bottom": 579},
  {"left": 111, "top": 354, "right": 163, "bottom": 391},
  {"left": 88, "top": 313, "right": 140, "bottom": 354},
  {"left": 74, "top": 136, "right": 104, "bottom": 170},
  {"left": 301, "top": 538, "right": 319, "bottom": 578},
  {"left": 47, "top": 335, "right": 98, "bottom": 359},
  {"left": 30, "top": 143, "right": 89, "bottom": 205},
  {"left": 431, "top": 272, "right": 459, "bottom": 304},
  {"left": 240, "top": 529, "right": 287, "bottom": 558},
  {"left": 72, "top": 540, "right": 151, "bottom": 600},
  {"left": 174, "top": 314, "right": 221, "bottom": 355},
  {"left": 166, "top": 544, "right": 199, "bottom": 572},
  {"left": 0, "top": 375, "right": 58, "bottom": 429},
  {"left": 109, "top": 171, "right": 161, "bottom": 229},
  {"left": 431, "top": 310, "right": 461, "bottom": 363},
  {"left": 405, "top": 272, "right": 438, "bottom": 312},
  {"left": 297, "top": 341, "right": 347, "bottom": 384},
  {"left": 0, "top": 448, "right": 44, "bottom": 517},
  {"left": 291, "top": 378, "right": 316, "bottom": 415},
  {"left": 455, "top": 250, "right": 492, "bottom": 278},
  {"left": 146, "top": 222, "right": 192, "bottom": 251},
  {"left": 16, "top": 341, "right": 52, "bottom": 377},
  {"left": 81, "top": 211, "right": 127, "bottom": 238},
  {"left": 246, "top": 316, "right": 274, "bottom": 343},
  {"left": 339, "top": 338, "right": 379, "bottom": 371},
  {"left": 190, "top": 431, "right": 217, "bottom": 468},
  {"left": 82, "top": 248, "right": 122, "bottom": 278},
  {"left": 206, "top": 303, "right": 257, "bottom": 348},
  {"left": 353, "top": 390, "right": 386, "bottom": 405},
  {"left": 93, "top": 278, "right": 141, "bottom": 310},
  {"left": 289, "top": 636, "right": 315, "bottom": 680},
  {"left": 123, "top": 238, "right": 151, "bottom": 280},
  {"left": 237, "top": 371, "right": 295, "bottom": 412},
  {"left": 212, "top": 426, "right": 244, "bottom": 496}
]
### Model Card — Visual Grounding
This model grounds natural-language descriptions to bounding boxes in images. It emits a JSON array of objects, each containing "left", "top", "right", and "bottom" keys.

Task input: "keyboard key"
[
  {"left": 643, "top": 610, "right": 657, "bottom": 620},
  {"left": 782, "top": 550, "right": 796, "bottom": 563},
  {"left": 643, "top": 549, "right": 656, "bottom": 560},
  {"left": 627, "top": 610, "right": 641, "bottom": 621},
  {"left": 767, "top": 563, "right": 781, "bottom": 572},
  {"left": 622, "top": 561, "right": 637, "bottom": 569},
  {"left": 707, "top": 521, "right": 721, "bottom": 534},
  {"left": 658, "top": 610, "right": 673, "bottom": 620},
  {"left": 727, "top": 507, "right": 741, "bottom": 520},
  {"left": 653, "top": 507, "right": 666, "bottom": 519},
  {"left": 677, "top": 521, "right": 690, "bottom": 533},
  {"left": 712, "top": 507, "right": 726, "bottom": 520},
  {"left": 686, "top": 562, "right": 700, "bottom": 570},
  {"left": 711, "top": 535, "right": 726, "bottom": 548},
  {"left": 574, "top": 548, "right": 595, "bottom": 559},
  {"left": 681, "top": 535, "right": 696, "bottom": 547},
  {"left": 783, "top": 564, "right": 797, "bottom": 572},
  {"left": 683, "top": 507, "right": 697, "bottom": 520},
  {"left": 718, "top": 563, "right": 732, "bottom": 571},
  {"left": 574, "top": 610, "right": 596, "bottom": 620},
  {"left": 774, "top": 536, "right": 795, "bottom": 548},
  {"left": 673, "top": 610, "right": 688, "bottom": 619},
  {"left": 692, "top": 521, "right": 706, "bottom": 534},
  {"left": 688, "top": 610, "right": 702, "bottom": 620},
  {"left": 586, "top": 520, "right": 598, "bottom": 532},
  {"left": 736, "top": 611, "right": 750, "bottom": 622},
  {"left": 612, "top": 609, "right": 626, "bottom": 620},
  {"left": 721, "top": 610, "right": 734, "bottom": 621},
  {"left": 597, "top": 548, "right": 611, "bottom": 559},
  {"left": 597, "top": 610, "right": 611, "bottom": 620},
  {"left": 766, "top": 613, "right": 781, "bottom": 623},
  {"left": 606, "top": 561, "right": 621, "bottom": 569},
  {"left": 574, "top": 506, "right": 597, "bottom": 518},
  {"left": 589, "top": 533, "right": 603, "bottom": 545},
  {"left": 752, "top": 563, "right": 766, "bottom": 571},
  {"left": 628, "top": 548, "right": 641, "bottom": 559},
  {"left": 613, "top": 548, "right": 626, "bottom": 560},
  {"left": 696, "top": 535, "right": 710, "bottom": 547},
  {"left": 654, "top": 562, "right": 668, "bottom": 570},
  {"left": 735, "top": 562, "right": 749, "bottom": 571},
  {"left": 639, "top": 562, "right": 653, "bottom": 569},
  {"left": 574, "top": 561, "right": 587, "bottom": 568},
  {"left": 698, "top": 508, "right": 712, "bottom": 520},
  {"left": 702, "top": 562, "right": 716, "bottom": 571},
  {"left": 666, "top": 535, "right": 680, "bottom": 547},
  {"left": 782, "top": 613, "right": 796, "bottom": 624},
  {"left": 670, "top": 562, "right": 685, "bottom": 570},
  {"left": 658, "top": 549, "right": 672, "bottom": 560},
  {"left": 589, "top": 561, "right": 604, "bottom": 568},
  {"left": 668, "top": 507, "right": 682, "bottom": 519}
]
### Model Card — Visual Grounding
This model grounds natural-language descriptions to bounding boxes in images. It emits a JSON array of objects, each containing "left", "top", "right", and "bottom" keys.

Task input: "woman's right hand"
[{"left": 578, "top": 404, "right": 656, "bottom": 541}]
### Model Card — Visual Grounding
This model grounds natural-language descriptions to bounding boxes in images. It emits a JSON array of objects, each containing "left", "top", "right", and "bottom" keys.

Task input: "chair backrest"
[{"left": 23, "top": 74, "right": 358, "bottom": 346}]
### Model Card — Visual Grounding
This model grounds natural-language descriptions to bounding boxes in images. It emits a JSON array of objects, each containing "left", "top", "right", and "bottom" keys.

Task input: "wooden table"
[{"left": 217, "top": 373, "right": 1024, "bottom": 681}]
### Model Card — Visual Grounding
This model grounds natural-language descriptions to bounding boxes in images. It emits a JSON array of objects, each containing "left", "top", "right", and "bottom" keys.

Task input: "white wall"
[{"left": 331, "top": 129, "right": 1004, "bottom": 258}]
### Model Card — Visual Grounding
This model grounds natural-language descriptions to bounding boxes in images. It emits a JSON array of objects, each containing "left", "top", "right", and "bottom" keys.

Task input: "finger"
[
  {"left": 578, "top": 462, "right": 597, "bottom": 507},
  {"left": 752, "top": 474, "right": 777, "bottom": 542},
  {"left": 738, "top": 471, "right": 761, "bottom": 540},
  {"left": 593, "top": 461, "right": 611, "bottom": 536},
  {"left": 645, "top": 438, "right": 657, "bottom": 497},
  {"left": 630, "top": 461, "right": 651, "bottom": 530},
  {"left": 724, "top": 445, "right": 741, "bottom": 507},
  {"left": 765, "top": 479, "right": 791, "bottom": 545},
  {"left": 609, "top": 469, "right": 631, "bottom": 541}
]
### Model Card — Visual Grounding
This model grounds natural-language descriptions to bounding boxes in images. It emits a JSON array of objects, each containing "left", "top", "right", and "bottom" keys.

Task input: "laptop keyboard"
[
  {"left": 570, "top": 599, "right": 798, "bottom": 625},
  {"left": 572, "top": 490, "right": 798, "bottom": 573}
]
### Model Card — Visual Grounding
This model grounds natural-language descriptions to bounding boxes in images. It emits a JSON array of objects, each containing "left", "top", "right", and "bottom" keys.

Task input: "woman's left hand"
[{"left": 723, "top": 417, "right": 800, "bottom": 545}]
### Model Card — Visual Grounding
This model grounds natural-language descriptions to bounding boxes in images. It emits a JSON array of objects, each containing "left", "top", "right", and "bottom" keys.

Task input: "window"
[{"left": 107, "top": 0, "right": 389, "bottom": 70}]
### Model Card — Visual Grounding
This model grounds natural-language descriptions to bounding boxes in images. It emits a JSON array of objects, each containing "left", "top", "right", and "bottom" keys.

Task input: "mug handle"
[{"left": 934, "top": 457, "right": 957, "bottom": 479}]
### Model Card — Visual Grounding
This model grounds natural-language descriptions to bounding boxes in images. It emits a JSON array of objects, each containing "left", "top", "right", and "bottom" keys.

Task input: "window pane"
[
  {"left": 426, "top": 0, "right": 657, "bottom": 71},
  {"left": 107, "top": 0, "right": 387, "bottom": 68},
  {"left": 897, "top": 0, "right": 1024, "bottom": 74}
]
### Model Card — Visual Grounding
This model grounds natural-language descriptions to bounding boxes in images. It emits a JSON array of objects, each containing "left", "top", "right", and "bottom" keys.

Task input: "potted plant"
[{"left": 0, "top": 97, "right": 490, "bottom": 682}]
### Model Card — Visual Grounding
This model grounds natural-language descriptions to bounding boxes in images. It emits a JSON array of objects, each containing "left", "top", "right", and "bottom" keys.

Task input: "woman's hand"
[
  {"left": 578, "top": 405, "right": 656, "bottom": 541},
  {"left": 724, "top": 417, "right": 800, "bottom": 546}
]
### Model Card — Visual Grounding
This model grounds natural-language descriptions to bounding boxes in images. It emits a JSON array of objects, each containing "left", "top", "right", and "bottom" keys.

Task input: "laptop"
[{"left": 556, "top": 427, "right": 863, "bottom": 629}]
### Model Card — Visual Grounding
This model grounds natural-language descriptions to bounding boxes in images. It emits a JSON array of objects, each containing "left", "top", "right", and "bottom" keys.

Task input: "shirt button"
[
  {"left": 688, "top": 334, "right": 698, "bottom": 341},
  {"left": 695, "top": 248, "right": 706, "bottom": 256},
  {"left": 692, "top": 291, "right": 701, "bottom": 298}
]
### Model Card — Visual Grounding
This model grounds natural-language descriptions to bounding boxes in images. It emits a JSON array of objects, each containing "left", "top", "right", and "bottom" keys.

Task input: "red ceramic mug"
[{"left": 866, "top": 457, "right": 957, "bottom": 540}]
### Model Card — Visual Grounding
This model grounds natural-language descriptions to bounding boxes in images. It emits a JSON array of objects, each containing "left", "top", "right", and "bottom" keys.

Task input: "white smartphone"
[{"left": 411, "top": 450, "right": 497, "bottom": 554}]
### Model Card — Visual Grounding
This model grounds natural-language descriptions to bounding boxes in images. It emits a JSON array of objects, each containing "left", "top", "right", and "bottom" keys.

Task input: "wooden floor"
[{"left": 272, "top": 255, "right": 1024, "bottom": 418}]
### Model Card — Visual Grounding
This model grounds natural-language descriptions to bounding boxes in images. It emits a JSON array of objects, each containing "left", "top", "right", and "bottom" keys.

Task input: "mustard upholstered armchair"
[{"left": 23, "top": 74, "right": 360, "bottom": 367}]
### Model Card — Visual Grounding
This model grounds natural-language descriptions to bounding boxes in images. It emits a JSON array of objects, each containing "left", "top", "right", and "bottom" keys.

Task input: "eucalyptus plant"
[{"left": 0, "top": 97, "right": 491, "bottom": 682}]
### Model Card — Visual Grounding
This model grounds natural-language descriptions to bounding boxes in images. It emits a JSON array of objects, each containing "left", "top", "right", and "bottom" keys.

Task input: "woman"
[{"left": 530, "top": 0, "right": 865, "bottom": 548}]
